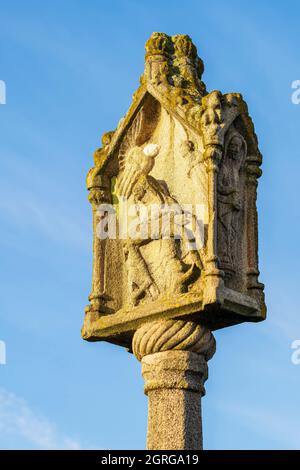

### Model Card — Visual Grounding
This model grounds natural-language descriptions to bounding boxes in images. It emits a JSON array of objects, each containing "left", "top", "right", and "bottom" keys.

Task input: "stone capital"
[
  {"left": 132, "top": 319, "right": 216, "bottom": 362},
  {"left": 142, "top": 350, "right": 208, "bottom": 396}
]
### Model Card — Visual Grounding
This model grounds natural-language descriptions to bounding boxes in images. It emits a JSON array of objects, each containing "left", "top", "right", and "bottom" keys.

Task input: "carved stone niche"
[{"left": 82, "top": 33, "right": 266, "bottom": 349}]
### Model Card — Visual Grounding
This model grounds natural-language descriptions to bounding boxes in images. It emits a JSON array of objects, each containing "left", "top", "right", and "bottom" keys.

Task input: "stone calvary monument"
[{"left": 82, "top": 32, "right": 266, "bottom": 450}]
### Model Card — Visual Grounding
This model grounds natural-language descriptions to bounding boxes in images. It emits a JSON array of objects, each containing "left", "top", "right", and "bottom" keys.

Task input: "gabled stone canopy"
[
  {"left": 83, "top": 33, "right": 266, "bottom": 349},
  {"left": 88, "top": 33, "right": 261, "bottom": 185}
]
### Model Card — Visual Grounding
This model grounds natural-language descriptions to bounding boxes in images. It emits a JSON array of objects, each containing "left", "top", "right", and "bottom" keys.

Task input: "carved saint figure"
[
  {"left": 218, "top": 133, "right": 246, "bottom": 270},
  {"left": 115, "top": 142, "right": 201, "bottom": 307}
]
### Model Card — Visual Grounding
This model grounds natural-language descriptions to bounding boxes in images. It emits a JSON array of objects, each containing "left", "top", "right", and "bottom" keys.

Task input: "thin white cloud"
[
  {"left": 0, "top": 150, "right": 90, "bottom": 250},
  {"left": 269, "top": 315, "right": 300, "bottom": 343},
  {"left": 218, "top": 400, "right": 300, "bottom": 450},
  {"left": 0, "top": 193, "right": 89, "bottom": 249},
  {"left": 0, "top": 387, "right": 83, "bottom": 450}
]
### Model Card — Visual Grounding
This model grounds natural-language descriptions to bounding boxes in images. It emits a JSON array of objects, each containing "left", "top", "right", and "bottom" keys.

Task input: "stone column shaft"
[{"left": 142, "top": 351, "right": 207, "bottom": 450}]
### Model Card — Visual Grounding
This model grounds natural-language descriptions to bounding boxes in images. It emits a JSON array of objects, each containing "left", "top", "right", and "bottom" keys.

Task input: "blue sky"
[{"left": 0, "top": 0, "right": 300, "bottom": 450}]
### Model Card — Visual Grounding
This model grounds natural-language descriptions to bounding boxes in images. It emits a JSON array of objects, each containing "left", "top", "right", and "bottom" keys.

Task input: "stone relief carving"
[
  {"left": 115, "top": 136, "right": 202, "bottom": 307},
  {"left": 82, "top": 32, "right": 265, "bottom": 342},
  {"left": 218, "top": 132, "right": 247, "bottom": 272},
  {"left": 181, "top": 139, "right": 208, "bottom": 199}
]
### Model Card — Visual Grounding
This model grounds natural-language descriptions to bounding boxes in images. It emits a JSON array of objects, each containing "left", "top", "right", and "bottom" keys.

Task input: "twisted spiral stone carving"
[{"left": 132, "top": 319, "right": 216, "bottom": 362}]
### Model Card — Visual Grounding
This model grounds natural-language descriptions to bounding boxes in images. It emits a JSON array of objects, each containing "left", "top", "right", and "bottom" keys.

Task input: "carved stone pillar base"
[{"left": 132, "top": 320, "right": 216, "bottom": 450}]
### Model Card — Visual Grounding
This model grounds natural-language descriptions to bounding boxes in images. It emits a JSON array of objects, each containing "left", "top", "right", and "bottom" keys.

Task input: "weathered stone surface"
[
  {"left": 132, "top": 319, "right": 216, "bottom": 362},
  {"left": 82, "top": 32, "right": 265, "bottom": 347},
  {"left": 143, "top": 353, "right": 205, "bottom": 450},
  {"left": 82, "top": 32, "right": 266, "bottom": 450}
]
